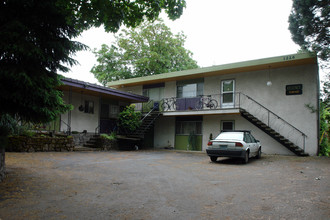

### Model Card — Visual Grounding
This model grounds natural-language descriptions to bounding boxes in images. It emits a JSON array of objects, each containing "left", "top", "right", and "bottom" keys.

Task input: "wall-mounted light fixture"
[{"left": 267, "top": 66, "right": 272, "bottom": 87}]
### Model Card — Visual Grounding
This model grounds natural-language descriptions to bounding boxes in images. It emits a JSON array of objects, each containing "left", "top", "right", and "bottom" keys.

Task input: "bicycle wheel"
[
  {"left": 195, "top": 100, "right": 203, "bottom": 110},
  {"left": 161, "top": 102, "right": 169, "bottom": 111},
  {"left": 208, "top": 100, "right": 218, "bottom": 109},
  {"left": 171, "top": 100, "right": 177, "bottom": 111}
]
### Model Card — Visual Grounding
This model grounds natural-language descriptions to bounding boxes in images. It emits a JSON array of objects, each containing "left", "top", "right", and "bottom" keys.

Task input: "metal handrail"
[
  {"left": 141, "top": 106, "right": 157, "bottom": 122},
  {"left": 239, "top": 93, "right": 306, "bottom": 136},
  {"left": 61, "top": 120, "right": 71, "bottom": 135},
  {"left": 238, "top": 92, "right": 307, "bottom": 151},
  {"left": 142, "top": 100, "right": 155, "bottom": 113},
  {"left": 95, "top": 125, "right": 100, "bottom": 135}
]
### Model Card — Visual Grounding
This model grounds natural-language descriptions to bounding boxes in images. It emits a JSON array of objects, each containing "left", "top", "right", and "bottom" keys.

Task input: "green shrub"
[
  {"left": 100, "top": 132, "right": 116, "bottom": 141},
  {"left": 0, "top": 114, "right": 18, "bottom": 136},
  {"left": 118, "top": 104, "right": 142, "bottom": 132}
]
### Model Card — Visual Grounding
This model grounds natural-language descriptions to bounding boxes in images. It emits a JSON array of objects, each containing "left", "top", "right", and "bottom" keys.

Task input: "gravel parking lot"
[{"left": 0, "top": 151, "right": 329, "bottom": 219}]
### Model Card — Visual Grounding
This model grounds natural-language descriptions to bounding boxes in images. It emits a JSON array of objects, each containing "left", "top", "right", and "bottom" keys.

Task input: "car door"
[
  {"left": 243, "top": 133, "right": 253, "bottom": 152},
  {"left": 247, "top": 133, "right": 258, "bottom": 155}
]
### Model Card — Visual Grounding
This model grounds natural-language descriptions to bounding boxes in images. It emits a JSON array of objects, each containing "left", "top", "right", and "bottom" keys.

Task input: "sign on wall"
[{"left": 286, "top": 84, "right": 303, "bottom": 95}]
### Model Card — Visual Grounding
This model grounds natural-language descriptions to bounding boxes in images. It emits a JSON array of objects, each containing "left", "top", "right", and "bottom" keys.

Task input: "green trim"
[{"left": 107, "top": 53, "right": 317, "bottom": 87}]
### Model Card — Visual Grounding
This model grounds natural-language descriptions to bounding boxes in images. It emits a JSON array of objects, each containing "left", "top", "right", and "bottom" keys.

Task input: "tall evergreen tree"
[
  {"left": 288, "top": 0, "right": 329, "bottom": 62},
  {"left": 0, "top": 0, "right": 186, "bottom": 123}
]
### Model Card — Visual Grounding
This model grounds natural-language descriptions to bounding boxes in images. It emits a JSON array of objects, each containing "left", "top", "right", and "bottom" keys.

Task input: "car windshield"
[{"left": 215, "top": 132, "right": 244, "bottom": 141}]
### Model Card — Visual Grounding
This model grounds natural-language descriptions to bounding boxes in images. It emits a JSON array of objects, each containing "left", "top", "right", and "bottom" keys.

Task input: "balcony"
[{"left": 140, "top": 93, "right": 242, "bottom": 116}]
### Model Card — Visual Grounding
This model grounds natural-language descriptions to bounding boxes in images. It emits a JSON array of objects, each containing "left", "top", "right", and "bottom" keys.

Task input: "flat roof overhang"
[
  {"left": 107, "top": 53, "right": 317, "bottom": 89},
  {"left": 59, "top": 78, "right": 149, "bottom": 103}
]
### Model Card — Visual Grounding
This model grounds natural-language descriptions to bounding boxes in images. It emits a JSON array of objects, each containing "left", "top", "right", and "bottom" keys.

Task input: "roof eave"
[
  {"left": 60, "top": 78, "right": 149, "bottom": 102},
  {"left": 107, "top": 53, "right": 317, "bottom": 89}
]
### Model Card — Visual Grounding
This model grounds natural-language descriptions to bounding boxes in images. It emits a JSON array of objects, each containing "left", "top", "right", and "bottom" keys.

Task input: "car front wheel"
[
  {"left": 210, "top": 156, "right": 218, "bottom": 162},
  {"left": 256, "top": 147, "right": 261, "bottom": 159}
]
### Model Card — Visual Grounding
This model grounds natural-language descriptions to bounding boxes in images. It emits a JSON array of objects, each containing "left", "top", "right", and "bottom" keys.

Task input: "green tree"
[
  {"left": 319, "top": 73, "right": 330, "bottom": 156},
  {"left": 0, "top": 0, "right": 81, "bottom": 123},
  {"left": 288, "top": 0, "right": 330, "bottom": 62},
  {"left": 319, "top": 102, "right": 330, "bottom": 156},
  {"left": 0, "top": 0, "right": 186, "bottom": 123},
  {"left": 91, "top": 19, "right": 198, "bottom": 84}
]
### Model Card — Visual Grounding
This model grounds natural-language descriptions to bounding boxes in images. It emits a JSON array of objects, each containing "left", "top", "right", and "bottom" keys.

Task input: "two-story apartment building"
[{"left": 108, "top": 53, "right": 319, "bottom": 156}]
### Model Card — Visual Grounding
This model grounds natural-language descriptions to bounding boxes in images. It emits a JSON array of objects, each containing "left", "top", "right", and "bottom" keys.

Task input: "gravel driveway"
[{"left": 0, "top": 151, "right": 329, "bottom": 219}]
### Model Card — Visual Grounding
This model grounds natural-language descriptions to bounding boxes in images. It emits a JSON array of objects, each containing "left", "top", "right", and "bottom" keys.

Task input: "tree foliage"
[
  {"left": 118, "top": 104, "right": 142, "bottom": 133},
  {"left": 319, "top": 73, "right": 330, "bottom": 156},
  {"left": 0, "top": 0, "right": 186, "bottom": 123},
  {"left": 288, "top": 0, "right": 330, "bottom": 62},
  {"left": 91, "top": 19, "right": 198, "bottom": 84},
  {"left": 58, "top": 0, "right": 186, "bottom": 33},
  {"left": 0, "top": 0, "right": 81, "bottom": 123}
]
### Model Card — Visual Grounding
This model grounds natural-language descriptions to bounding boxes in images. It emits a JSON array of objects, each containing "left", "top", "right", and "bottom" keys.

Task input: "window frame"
[
  {"left": 221, "top": 120, "right": 235, "bottom": 131},
  {"left": 221, "top": 79, "right": 235, "bottom": 108},
  {"left": 84, "top": 100, "right": 94, "bottom": 114},
  {"left": 176, "top": 78, "right": 204, "bottom": 98},
  {"left": 175, "top": 120, "right": 203, "bottom": 135}
]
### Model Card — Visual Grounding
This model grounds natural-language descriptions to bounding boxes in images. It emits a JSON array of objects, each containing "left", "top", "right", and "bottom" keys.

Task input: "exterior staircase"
[
  {"left": 240, "top": 108, "right": 308, "bottom": 156},
  {"left": 131, "top": 110, "right": 161, "bottom": 136}
]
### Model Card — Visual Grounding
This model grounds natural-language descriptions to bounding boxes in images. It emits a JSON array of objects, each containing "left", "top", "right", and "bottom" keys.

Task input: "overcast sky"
[{"left": 61, "top": 0, "right": 311, "bottom": 84}]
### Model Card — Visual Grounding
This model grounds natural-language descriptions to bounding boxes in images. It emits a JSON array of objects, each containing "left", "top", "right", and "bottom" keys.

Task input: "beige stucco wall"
[
  {"left": 118, "top": 85, "right": 143, "bottom": 110},
  {"left": 204, "top": 64, "right": 319, "bottom": 155},
  {"left": 61, "top": 91, "right": 100, "bottom": 133},
  {"left": 153, "top": 116, "right": 176, "bottom": 149}
]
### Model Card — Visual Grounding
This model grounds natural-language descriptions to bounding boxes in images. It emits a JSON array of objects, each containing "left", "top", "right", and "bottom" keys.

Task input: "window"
[
  {"left": 176, "top": 116, "right": 203, "bottom": 135},
  {"left": 109, "top": 105, "right": 119, "bottom": 118},
  {"left": 101, "top": 103, "right": 119, "bottom": 118},
  {"left": 244, "top": 133, "right": 253, "bottom": 143},
  {"left": 221, "top": 121, "right": 235, "bottom": 131},
  {"left": 177, "top": 79, "right": 204, "bottom": 98},
  {"left": 249, "top": 134, "right": 257, "bottom": 143},
  {"left": 143, "top": 87, "right": 164, "bottom": 101},
  {"left": 221, "top": 80, "right": 235, "bottom": 107},
  {"left": 176, "top": 121, "right": 202, "bottom": 135},
  {"left": 84, "top": 101, "right": 94, "bottom": 114},
  {"left": 143, "top": 83, "right": 165, "bottom": 101}
]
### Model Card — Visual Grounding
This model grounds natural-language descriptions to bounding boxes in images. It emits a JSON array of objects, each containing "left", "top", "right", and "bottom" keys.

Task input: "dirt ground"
[{"left": 0, "top": 151, "right": 329, "bottom": 220}]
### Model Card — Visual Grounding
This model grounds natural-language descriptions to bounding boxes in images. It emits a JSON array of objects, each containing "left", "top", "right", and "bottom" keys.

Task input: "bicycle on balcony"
[
  {"left": 195, "top": 95, "right": 218, "bottom": 110},
  {"left": 161, "top": 97, "right": 176, "bottom": 111}
]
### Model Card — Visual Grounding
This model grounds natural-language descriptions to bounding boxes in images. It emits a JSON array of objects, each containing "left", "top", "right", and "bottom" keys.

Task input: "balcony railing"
[
  {"left": 140, "top": 93, "right": 243, "bottom": 113},
  {"left": 160, "top": 93, "right": 240, "bottom": 112}
]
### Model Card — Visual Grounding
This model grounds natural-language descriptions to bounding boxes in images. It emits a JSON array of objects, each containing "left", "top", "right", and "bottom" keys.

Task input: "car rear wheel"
[
  {"left": 210, "top": 156, "right": 217, "bottom": 162},
  {"left": 243, "top": 151, "right": 249, "bottom": 164}
]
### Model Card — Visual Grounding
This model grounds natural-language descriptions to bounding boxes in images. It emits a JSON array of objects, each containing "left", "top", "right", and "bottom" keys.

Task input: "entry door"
[{"left": 221, "top": 80, "right": 235, "bottom": 108}]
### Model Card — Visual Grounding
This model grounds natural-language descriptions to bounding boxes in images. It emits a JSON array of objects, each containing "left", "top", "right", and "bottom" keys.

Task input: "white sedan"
[{"left": 206, "top": 130, "right": 261, "bottom": 163}]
